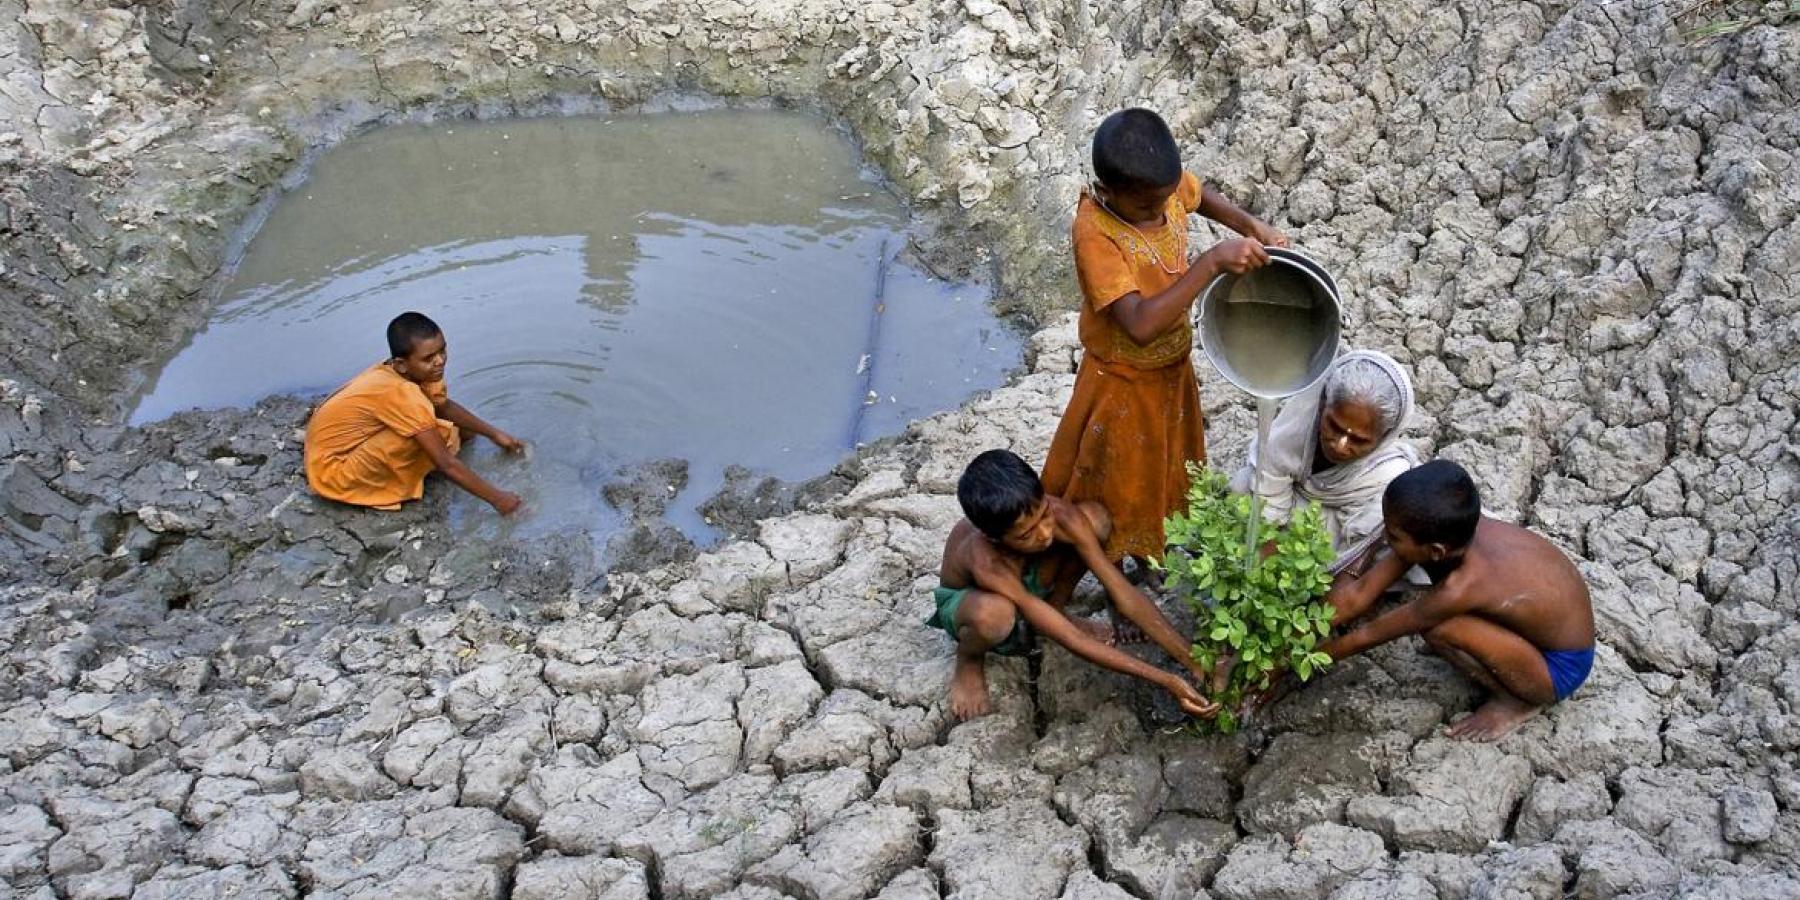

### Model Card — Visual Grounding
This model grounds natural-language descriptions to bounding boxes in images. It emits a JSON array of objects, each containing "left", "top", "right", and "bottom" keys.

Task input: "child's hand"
[
  {"left": 1247, "top": 219, "right": 1289, "bottom": 249},
  {"left": 492, "top": 431, "right": 528, "bottom": 454},
  {"left": 1165, "top": 674, "right": 1221, "bottom": 718},
  {"left": 1204, "top": 238, "right": 1271, "bottom": 275},
  {"left": 493, "top": 491, "right": 524, "bottom": 516}
]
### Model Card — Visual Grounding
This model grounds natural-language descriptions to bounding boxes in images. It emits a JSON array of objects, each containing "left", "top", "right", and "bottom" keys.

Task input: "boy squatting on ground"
[
  {"left": 304, "top": 312, "right": 527, "bottom": 516},
  {"left": 1287, "top": 460, "right": 1596, "bottom": 741},
  {"left": 927, "top": 449, "right": 1220, "bottom": 721},
  {"left": 1042, "top": 107, "right": 1286, "bottom": 578}
]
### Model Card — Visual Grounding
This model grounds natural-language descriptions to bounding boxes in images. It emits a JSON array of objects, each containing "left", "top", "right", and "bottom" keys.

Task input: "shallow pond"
[{"left": 132, "top": 109, "right": 1022, "bottom": 545}]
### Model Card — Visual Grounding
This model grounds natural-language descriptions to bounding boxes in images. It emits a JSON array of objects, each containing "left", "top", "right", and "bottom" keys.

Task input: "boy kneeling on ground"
[
  {"left": 1299, "top": 459, "right": 1595, "bottom": 740},
  {"left": 927, "top": 449, "right": 1218, "bottom": 721}
]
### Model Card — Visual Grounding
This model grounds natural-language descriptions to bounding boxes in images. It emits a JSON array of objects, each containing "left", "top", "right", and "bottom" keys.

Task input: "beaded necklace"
[{"left": 1090, "top": 185, "right": 1186, "bottom": 276}]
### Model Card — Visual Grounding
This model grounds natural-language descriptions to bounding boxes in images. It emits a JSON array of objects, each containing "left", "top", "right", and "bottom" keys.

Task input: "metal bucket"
[
  {"left": 1196, "top": 246, "right": 1342, "bottom": 400},
  {"left": 1267, "top": 245, "right": 1339, "bottom": 308}
]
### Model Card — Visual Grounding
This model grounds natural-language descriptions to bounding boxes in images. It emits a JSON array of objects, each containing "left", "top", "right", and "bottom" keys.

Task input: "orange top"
[
  {"left": 1071, "top": 170, "right": 1203, "bottom": 369},
  {"left": 304, "top": 363, "right": 454, "bottom": 507}
]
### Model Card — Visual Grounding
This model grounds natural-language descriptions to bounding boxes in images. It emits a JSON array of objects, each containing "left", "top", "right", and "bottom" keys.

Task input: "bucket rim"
[
  {"left": 1196, "top": 254, "right": 1343, "bottom": 400},
  {"left": 1266, "top": 245, "right": 1340, "bottom": 302}
]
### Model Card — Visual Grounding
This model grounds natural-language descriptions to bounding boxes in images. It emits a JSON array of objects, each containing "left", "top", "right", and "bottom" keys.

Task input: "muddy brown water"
[
  {"left": 1208, "top": 284, "right": 1338, "bottom": 398},
  {"left": 131, "top": 109, "right": 1021, "bottom": 544}
]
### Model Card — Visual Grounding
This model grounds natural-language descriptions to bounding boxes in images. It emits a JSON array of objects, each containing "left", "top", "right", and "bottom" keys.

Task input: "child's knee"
[
  {"left": 1422, "top": 621, "right": 1454, "bottom": 647},
  {"left": 1422, "top": 620, "right": 1474, "bottom": 657},
  {"left": 957, "top": 591, "right": 1018, "bottom": 646}
]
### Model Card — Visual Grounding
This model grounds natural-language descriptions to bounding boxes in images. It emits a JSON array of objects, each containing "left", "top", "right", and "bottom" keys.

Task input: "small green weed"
[
  {"left": 698, "top": 816, "right": 754, "bottom": 845},
  {"left": 1675, "top": 0, "right": 1800, "bottom": 43}
]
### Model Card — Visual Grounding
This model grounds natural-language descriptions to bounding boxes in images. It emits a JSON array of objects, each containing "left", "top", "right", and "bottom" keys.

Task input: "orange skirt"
[
  {"left": 308, "top": 419, "right": 461, "bottom": 509},
  {"left": 1041, "top": 352, "right": 1207, "bottom": 560}
]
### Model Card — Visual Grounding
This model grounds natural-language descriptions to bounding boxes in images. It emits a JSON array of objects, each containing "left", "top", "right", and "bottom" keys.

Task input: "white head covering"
[{"left": 1230, "top": 348, "right": 1422, "bottom": 575}]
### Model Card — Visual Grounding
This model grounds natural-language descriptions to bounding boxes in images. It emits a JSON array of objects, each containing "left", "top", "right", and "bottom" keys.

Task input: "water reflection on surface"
[{"left": 132, "top": 109, "right": 1022, "bottom": 544}]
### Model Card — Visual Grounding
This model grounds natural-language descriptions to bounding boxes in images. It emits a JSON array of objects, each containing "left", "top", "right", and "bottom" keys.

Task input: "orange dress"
[
  {"left": 304, "top": 363, "right": 459, "bottom": 508},
  {"left": 1042, "top": 171, "right": 1208, "bottom": 560}
]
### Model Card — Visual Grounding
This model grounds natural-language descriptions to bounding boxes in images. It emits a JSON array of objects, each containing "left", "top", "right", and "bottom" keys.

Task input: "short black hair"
[
  {"left": 1384, "top": 459, "right": 1482, "bottom": 548},
  {"left": 957, "top": 449, "right": 1044, "bottom": 540},
  {"left": 387, "top": 311, "right": 442, "bottom": 359},
  {"left": 1092, "top": 108, "right": 1182, "bottom": 193}
]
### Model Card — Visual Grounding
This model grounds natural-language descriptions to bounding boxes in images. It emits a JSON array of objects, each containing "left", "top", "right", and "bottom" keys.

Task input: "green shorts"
[{"left": 924, "top": 562, "right": 1050, "bottom": 658}]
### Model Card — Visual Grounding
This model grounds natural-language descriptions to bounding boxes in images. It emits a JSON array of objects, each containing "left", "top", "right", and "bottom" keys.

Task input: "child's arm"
[
  {"left": 971, "top": 560, "right": 1216, "bottom": 717},
  {"left": 1325, "top": 547, "right": 1412, "bottom": 627},
  {"left": 1106, "top": 239, "right": 1269, "bottom": 345},
  {"left": 1053, "top": 507, "right": 1212, "bottom": 688},
  {"left": 438, "top": 399, "right": 526, "bottom": 453},
  {"left": 1317, "top": 580, "right": 1473, "bottom": 662},
  {"left": 1196, "top": 185, "right": 1288, "bottom": 248},
  {"left": 411, "top": 429, "right": 523, "bottom": 515}
]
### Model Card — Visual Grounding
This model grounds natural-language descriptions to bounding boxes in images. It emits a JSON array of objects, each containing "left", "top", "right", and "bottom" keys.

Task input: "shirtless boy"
[
  {"left": 1310, "top": 459, "right": 1595, "bottom": 740},
  {"left": 927, "top": 449, "right": 1219, "bottom": 721}
]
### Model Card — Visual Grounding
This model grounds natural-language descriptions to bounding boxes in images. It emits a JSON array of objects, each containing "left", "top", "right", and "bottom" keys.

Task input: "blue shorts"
[{"left": 1542, "top": 646, "right": 1595, "bottom": 701}]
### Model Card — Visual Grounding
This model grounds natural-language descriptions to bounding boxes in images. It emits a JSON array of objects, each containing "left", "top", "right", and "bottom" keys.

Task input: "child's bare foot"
[
  {"left": 949, "top": 656, "right": 993, "bottom": 721},
  {"left": 1073, "top": 617, "right": 1118, "bottom": 645},
  {"left": 1445, "top": 694, "right": 1542, "bottom": 741}
]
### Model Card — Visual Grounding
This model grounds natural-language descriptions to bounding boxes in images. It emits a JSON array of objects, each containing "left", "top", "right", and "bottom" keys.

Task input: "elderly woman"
[{"left": 1231, "top": 348, "right": 1422, "bottom": 577}]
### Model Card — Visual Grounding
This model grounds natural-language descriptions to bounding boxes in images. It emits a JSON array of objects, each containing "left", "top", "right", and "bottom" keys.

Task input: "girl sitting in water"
[
  {"left": 304, "top": 312, "right": 527, "bottom": 516},
  {"left": 1231, "top": 348, "right": 1424, "bottom": 579}
]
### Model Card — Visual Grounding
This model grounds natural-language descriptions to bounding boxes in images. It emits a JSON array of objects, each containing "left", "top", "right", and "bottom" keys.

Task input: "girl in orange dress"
[
  {"left": 305, "top": 312, "right": 527, "bottom": 515},
  {"left": 1042, "top": 108, "right": 1287, "bottom": 570}
]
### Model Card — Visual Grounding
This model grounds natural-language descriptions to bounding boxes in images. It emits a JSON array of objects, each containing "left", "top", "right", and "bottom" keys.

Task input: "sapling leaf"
[{"left": 1162, "top": 470, "right": 1335, "bottom": 733}]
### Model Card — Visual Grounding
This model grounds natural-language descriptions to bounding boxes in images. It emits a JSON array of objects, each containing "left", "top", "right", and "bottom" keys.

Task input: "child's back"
[
  {"left": 1440, "top": 518, "right": 1594, "bottom": 653},
  {"left": 1303, "top": 460, "right": 1597, "bottom": 740}
]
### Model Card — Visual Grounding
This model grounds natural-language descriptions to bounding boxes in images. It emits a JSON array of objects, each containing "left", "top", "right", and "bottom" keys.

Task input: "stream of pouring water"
[{"left": 1244, "top": 396, "right": 1281, "bottom": 567}]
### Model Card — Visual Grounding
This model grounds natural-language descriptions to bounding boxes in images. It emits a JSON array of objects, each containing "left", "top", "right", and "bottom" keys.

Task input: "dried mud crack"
[{"left": 2, "top": 1, "right": 1798, "bottom": 899}]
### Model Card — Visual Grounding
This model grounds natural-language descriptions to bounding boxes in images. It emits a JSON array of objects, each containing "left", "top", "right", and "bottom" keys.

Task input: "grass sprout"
[{"left": 1674, "top": 0, "right": 1800, "bottom": 43}]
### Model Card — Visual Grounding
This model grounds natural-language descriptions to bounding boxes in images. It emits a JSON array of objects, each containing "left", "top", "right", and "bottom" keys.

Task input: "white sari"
[{"left": 1229, "top": 349, "right": 1423, "bottom": 577}]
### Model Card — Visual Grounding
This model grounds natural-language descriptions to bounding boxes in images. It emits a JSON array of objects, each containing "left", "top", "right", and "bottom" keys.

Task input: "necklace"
[{"left": 1091, "top": 193, "right": 1186, "bottom": 276}]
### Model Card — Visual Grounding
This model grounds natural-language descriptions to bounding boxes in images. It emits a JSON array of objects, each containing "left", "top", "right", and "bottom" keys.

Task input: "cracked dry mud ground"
[{"left": 1, "top": 0, "right": 1797, "bottom": 898}]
